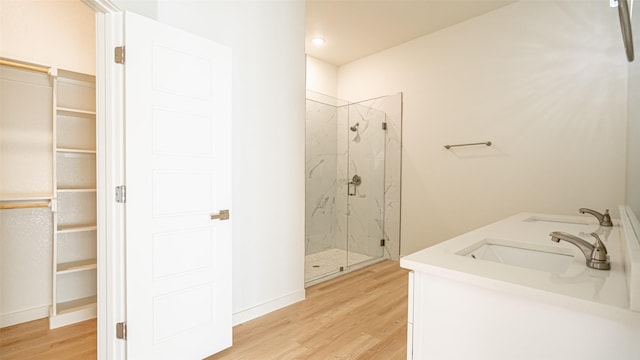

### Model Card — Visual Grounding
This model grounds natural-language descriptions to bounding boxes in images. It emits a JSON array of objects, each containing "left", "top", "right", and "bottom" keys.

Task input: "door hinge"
[
  {"left": 382, "top": 122, "right": 387, "bottom": 130},
  {"left": 210, "top": 209, "right": 230, "bottom": 221},
  {"left": 115, "top": 185, "right": 126, "bottom": 203},
  {"left": 380, "top": 239, "right": 386, "bottom": 247},
  {"left": 116, "top": 322, "right": 127, "bottom": 340},
  {"left": 115, "top": 46, "right": 125, "bottom": 64}
]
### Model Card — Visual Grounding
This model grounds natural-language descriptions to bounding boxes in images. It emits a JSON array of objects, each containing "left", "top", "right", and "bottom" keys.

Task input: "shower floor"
[{"left": 305, "top": 248, "right": 373, "bottom": 282}]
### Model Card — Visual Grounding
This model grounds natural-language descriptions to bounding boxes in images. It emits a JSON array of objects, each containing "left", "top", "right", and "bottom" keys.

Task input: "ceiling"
[{"left": 305, "top": 0, "right": 514, "bottom": 66}]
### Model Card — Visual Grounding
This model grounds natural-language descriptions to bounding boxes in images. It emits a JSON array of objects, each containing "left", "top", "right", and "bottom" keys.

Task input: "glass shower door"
[{"left": 345, "top": 102, "right": 386, "bottom": 267}]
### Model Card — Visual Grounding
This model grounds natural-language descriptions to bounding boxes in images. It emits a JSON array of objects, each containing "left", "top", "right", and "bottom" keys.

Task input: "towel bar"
[{"left": 444, "top": 141, "right": 492, "bottom": 150}]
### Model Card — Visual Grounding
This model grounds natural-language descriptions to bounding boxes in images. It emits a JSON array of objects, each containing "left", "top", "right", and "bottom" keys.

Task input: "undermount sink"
[
  {"left": 457, "top": 239, "right": 575, "bottom": 274},
  {"left": 523, "top": 216, "right": 590, "bottom": 226}
]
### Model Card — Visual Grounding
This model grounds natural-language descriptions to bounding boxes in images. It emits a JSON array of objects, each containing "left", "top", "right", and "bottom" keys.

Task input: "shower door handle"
[{"left": 210, "top": 209, "right": 230, "bottom": 221}]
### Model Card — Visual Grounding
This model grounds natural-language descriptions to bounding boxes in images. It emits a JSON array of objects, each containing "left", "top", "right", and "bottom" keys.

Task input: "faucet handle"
[
  {"left": 601, "top": 209, "right": 613, "bottom": 227},
  {"left": 589, "top": 232, "right": 609, "bottom": 262}
]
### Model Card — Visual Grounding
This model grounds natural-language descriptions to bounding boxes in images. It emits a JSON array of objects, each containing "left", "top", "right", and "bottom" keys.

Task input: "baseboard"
[
  {"left": 232, "top": 289, "right": 305, "bottom": 326},
  {"left": 1, "top": 305, "right": 49, "bottom": 328},
  {"left": 49, "top": 303, "right": 97, "bottom": 329}
]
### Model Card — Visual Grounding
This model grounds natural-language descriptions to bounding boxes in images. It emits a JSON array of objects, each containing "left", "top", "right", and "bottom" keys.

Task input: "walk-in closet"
[
  {"left": 1, "top": 60, "right": 97, "bottom": 329},
  {"left": 0, "top": 0, "right": 97, "bottom": 330}
]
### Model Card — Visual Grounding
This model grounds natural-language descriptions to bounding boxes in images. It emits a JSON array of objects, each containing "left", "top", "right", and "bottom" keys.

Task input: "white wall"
[
  {"left": 337, "top": 1, "right": 628, "bottom": 255},
  {"left": 627, "top": 4, "right": 640, "bottom": 216},
  {"left": 0, "top": 0, "right": 95, "bottom": 75},
  {"left": 306, "top": 56, "right": 338, "bottom": 97},
  {"left": 154, "top": 0, "right": 306, "bottom": 324}
]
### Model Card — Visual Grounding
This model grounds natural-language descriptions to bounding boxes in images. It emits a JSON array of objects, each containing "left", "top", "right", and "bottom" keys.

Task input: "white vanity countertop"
[{"left": 401, "top": 212, "right": 633, "bottom": 315}]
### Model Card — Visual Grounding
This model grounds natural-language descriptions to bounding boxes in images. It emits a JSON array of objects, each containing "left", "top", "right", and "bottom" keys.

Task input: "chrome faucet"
[
  {"left": 549, "top": 231, "right": 610, "bottom": 270},
  {"left": 578, "top": 208, "right": 613, "bottom": 227}
]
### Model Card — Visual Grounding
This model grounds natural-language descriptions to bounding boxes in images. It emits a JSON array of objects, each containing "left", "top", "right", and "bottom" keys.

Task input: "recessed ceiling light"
[{"left": 311, "top": 37, "right": 325, "bottom": 46}]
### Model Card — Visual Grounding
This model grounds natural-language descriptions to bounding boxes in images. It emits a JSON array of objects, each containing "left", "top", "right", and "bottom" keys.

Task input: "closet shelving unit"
[{"left": 49, "top": 69, "right": 97, "bottom": 329}]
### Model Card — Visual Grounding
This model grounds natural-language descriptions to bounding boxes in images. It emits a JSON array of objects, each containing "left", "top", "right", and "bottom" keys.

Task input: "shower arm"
[{"left": 618, "top": 0, "right": 634, "bottom": 62}]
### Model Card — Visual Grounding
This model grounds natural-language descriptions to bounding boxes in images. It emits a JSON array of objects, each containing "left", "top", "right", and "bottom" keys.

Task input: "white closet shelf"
[
  {"left": 57, "top": 224, "right": 97, "bottom": 233},
  {"left": 56, "top": 147, "right": 96, "bottom": 154},
  {"left": 56, "top": 259, "right": 97, "bottom": 274},
  {"left": 56, "top": 188, "right": 97, "bottom": 193},
  {"left": 0, "top": 194, "right": 53, "bottom": 202},
  {"left": 55, "top": 295, "right": 97, "bottom": 315},
  {"left": 56, "top": 107, "right": 96, "bottom": 116}
]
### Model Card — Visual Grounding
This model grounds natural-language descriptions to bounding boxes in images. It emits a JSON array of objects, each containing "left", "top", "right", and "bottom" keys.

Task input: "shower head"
[{"left": 350, "top": 123, "right": 359, "bottom": 132}]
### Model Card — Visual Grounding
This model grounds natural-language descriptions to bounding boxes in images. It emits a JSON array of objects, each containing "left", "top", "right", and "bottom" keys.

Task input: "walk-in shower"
[{"left": 305, "top": 91, "right": 402, "bottom": 285}]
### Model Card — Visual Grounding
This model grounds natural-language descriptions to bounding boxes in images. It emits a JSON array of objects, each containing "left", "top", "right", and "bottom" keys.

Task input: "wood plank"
[{"left": 0, "top": 260, "right": 408, "bottom": 359}]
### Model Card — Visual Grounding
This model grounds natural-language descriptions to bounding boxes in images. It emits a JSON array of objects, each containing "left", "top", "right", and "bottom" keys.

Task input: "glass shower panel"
[
  {"left": 346, "top": 102, "right": 386, "bottom": 266},
  {"left": 305, "top": 92, "right": 348, "bottom": 282}
]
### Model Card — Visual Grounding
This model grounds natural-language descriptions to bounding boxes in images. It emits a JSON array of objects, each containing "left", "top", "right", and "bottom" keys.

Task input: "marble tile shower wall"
[
  {"left": 305, "top": 99, "right": 340, "bottom": 254},
  {"left": 305, "top": 93, "right": 402, "bottom": 260}
]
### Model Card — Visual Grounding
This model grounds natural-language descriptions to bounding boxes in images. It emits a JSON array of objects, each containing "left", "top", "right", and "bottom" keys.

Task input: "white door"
[{"left": 124, "top": 11, "right": 232, "bottom": 359}]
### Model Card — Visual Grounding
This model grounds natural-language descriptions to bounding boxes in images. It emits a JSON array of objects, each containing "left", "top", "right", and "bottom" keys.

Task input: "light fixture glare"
[{"left": 312, "top": 37, "right": 325, "bottom": 46}]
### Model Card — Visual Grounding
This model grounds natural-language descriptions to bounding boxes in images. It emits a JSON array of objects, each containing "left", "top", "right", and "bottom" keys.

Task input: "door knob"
[{"left": 210, "top": 209, "right": 230, "bottom": 221}]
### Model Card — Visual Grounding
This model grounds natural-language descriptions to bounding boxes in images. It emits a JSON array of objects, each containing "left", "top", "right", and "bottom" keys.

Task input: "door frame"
[{"left": 80, "top": 0, "right": 124, "bottom": 358}]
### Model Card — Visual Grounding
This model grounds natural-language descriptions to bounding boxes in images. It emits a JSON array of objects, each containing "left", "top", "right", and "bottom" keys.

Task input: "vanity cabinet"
[
  {"left": 402, "top": 212, "right": 640, "bottom": 360},
  {"left": 49, "top": 69, "right": 97, "bottom": 329}
]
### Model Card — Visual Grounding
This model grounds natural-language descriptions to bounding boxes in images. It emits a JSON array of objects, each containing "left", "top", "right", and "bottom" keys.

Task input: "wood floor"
[
  {"left": 0, "top": 317, "right": 96, "bottom": 360},
  {"left": 208, "top": 260, "right": 408, "bottom": 359},
  {"left": 0, "top": 260, "right": 408, "bottom": 359}
]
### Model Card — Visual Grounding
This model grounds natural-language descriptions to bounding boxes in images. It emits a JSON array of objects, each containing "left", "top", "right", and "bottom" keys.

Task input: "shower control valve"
[{"left": 348, "top": 174, "right": 362, "bottom": 196}]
